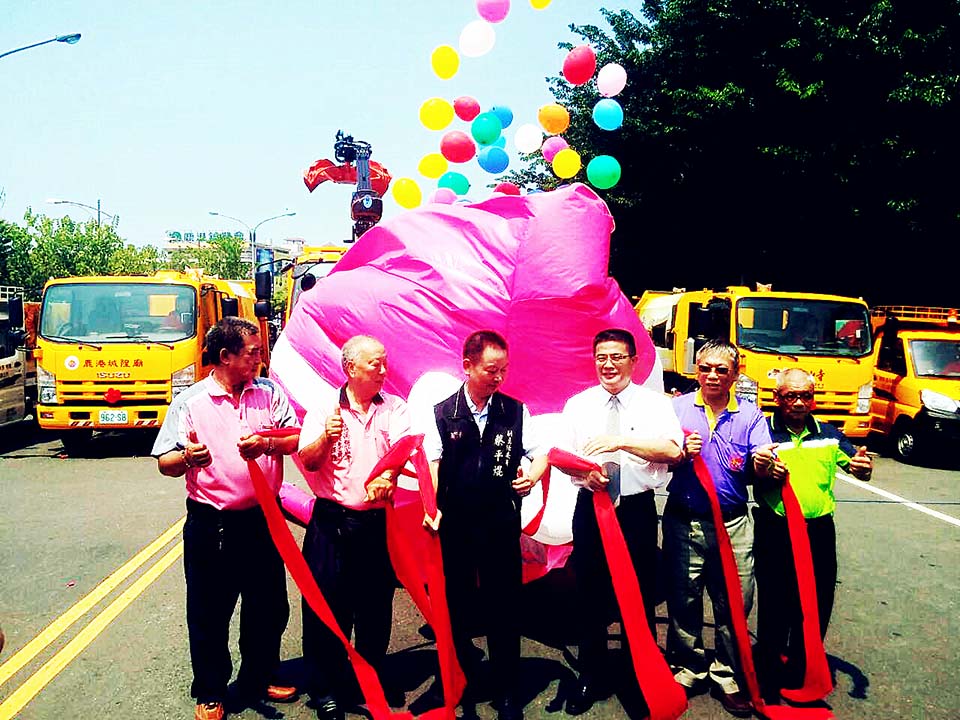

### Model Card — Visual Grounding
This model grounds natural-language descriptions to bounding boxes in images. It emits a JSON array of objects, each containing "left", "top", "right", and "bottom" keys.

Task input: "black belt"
[{"left": 666, "top": 500, "right": 747, "bottom": 523}]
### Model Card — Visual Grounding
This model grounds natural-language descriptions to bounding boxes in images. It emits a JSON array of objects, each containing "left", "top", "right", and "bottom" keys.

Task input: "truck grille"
[{"left": 58, "top": 379, "right": 170, "bottom": 405}]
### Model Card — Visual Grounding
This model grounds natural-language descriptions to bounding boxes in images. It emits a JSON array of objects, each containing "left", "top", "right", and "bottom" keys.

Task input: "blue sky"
[{"left": 1, "top": 1, "right": 636, "bottom": 248}]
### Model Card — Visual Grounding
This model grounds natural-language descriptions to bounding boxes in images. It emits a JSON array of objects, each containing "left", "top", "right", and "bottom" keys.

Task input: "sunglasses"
[
  {"left": 779, "top": 391, "right": 815, "bottom": 402},
  {"left": 697, "top": 364, "right": 731, "bottom": 376}
]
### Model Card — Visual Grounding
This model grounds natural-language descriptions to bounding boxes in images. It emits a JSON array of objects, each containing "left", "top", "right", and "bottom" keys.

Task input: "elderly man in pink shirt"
[
  {"left": 298, "top": 334, "right": 411, "bottom": 720},
  {"left": 152, "top": 317, "right": 300, "bottom": 720}
]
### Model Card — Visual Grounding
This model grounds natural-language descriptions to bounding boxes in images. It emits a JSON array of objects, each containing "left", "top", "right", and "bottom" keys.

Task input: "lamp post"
[
  {"left": 47, "top": 198, "right": 117, "bottom": 228},
  {"left": 0, "top": 33, "right": 81, "bottom": 61},
  {"left": 208, "top": 210, "right": 296, "bottom": 278}
]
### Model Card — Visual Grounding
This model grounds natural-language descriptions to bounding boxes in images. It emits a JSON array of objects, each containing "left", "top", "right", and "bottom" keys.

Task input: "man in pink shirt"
[
  {"left": 152, "top": 317, "right": 300, "bottom": 720},
  {"left": 298, "top": 335, "right": 411, "bottom": 720}
]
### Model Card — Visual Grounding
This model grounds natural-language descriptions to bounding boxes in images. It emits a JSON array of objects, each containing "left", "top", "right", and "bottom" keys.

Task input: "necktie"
[{"left": 604, "top": 395, "right": 621, "bottom": 506}]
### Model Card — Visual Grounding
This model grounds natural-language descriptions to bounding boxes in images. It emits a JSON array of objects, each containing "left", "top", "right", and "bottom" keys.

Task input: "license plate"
[{"left": 98, "top": 410, "right": 128, "bottom": 425}]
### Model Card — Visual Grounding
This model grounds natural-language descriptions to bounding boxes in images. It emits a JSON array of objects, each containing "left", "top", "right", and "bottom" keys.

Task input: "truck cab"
[
  {"left": 869, "top": 306, "right": 960, "bottom": 463},
  {"left": 282, "top": 245, "right": 349, "bottom": 324}
]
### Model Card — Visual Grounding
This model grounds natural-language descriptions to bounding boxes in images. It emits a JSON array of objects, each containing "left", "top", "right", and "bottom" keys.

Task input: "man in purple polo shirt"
[
  {"left": 152, "top": 317, "right": 301, "bottom": 720},
  {"left": 664, "top": 339, "right": 773, "bottom": 718}
]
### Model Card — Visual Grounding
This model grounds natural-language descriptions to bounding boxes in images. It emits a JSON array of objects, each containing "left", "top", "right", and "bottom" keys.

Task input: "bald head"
[{"left": 776, "top": 368, "right": 815, "bottom": 391}]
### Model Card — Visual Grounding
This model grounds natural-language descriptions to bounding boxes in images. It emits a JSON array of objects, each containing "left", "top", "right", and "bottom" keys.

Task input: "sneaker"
[
  {"left": 266, "top": 684, "right": 298, "bottom": 702},
  {"left": 194, "top": 702, "right": 224, "bottom": 720}
]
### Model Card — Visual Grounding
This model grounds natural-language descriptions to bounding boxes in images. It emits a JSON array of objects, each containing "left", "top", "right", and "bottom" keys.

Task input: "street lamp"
[
  {"left": 47, "top": 198, "right": 117, "bottom": 228},
  {"left": 208, "top": 210, "right": 296, "bottom": 278},
  {"left": 0, "top": 33, "right": 81, "bottom": 61}
]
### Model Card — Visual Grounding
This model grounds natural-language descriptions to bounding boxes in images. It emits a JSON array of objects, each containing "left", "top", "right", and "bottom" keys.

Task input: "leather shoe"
[
  {"left": 497, "top": 695, "right": 525, "bottom": 720},
  {"left": 565, "top": 682, "right": 597, "bottom": 716},
  {"left": 315, "top": 695, "right": 345, "bottom": 720},
  {"left": 716, "top": 689, "right": 753, "bottom": 717}
]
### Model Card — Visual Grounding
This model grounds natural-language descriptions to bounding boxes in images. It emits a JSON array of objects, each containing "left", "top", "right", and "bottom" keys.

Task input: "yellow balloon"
[
  {"left": 552, "top": 148, "right": 582, "bottom": 179},
  {"left": 430, "top": 45, "right": 460, "bottom": 80},
  {"left": 418, "top": 153, "right": 449, "bottom": 179},
  {"left": 538, "top": 103, "right": 570, "bottom": 134},
  {"left": 392, "top": 177, "right": 422, "bottom": 209},
  {"left": 419, "top": 97, "right": 455, "bottom": 131},
  {"left": 530, "top": 0, "right": 552, "bottom": 8}
]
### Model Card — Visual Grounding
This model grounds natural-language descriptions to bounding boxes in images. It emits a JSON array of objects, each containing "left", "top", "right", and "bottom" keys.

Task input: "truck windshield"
[
  {"left": 909, "top": 339, "right": 960, "bottom": 377},
  {"left": 39, "top": 283, "right": 197, "bottom": 343},
  {"left": 736, "top": 298, "right": 872, "bottom": 357},
  {"left": 289, "top": 261, "right": 338, "bottom": 313}
]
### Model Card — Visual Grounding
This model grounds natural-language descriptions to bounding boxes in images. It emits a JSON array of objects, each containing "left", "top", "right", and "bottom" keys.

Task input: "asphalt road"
[{"left": 0, "top": 426, "right": 957, "bottom": 720}]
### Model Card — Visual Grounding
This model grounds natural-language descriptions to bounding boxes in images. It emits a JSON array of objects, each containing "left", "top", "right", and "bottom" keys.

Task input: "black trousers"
[
  {"left": 753, "top": 503, "right": 837, "bottom": 692},
  {"left": 183, "top": 498, "right": 289, "bottom": 704},
  {"left": 301, "top": 499, "right": 396, "bottom": 698},
  {"left": 571, "top": 488, "right": 659, "bottom": 682},
  {"left": 439, "top": 507, "right": 522, "bottom": 699}
]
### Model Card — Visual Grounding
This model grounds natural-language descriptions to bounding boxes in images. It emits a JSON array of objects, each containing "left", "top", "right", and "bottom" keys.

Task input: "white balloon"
[
  {"left": 459, "top": 19, "right": 496, "bottom": 58},
  {"left": 596, "top": 62, "right": 628, "bottom": 97},
  {"left": 513, "top": 123, "right": 544, "bottom": 154}
]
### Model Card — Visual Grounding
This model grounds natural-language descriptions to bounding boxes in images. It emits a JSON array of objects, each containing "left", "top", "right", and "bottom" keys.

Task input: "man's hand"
[
  {"left": 325, "top": 406, "right": 343, "bottom": 442},
  {"left": 365, "top": 475, "right": 395, "bottom": 503},
  {"left": 753, "top": 443, "right": 786, "bottom": 481},
  {"left": 849, "top": 446, "right": 873, "bottom": 481},
  {"left": 583, "top": 435, "right": 622, "bottom": 456},
  {"left": 185, "top": 431, "right": 211, "bottom": 468},
  {"left": 684, "top": 432, "right": 703, "bottom": 459},
  {"left": 512, "top": 467, "right": 535, "bottom": 496},
  {"left": 423, "top": 509, "right": 442, "bottom": 533},
  {"left": 582, "top": 468, "right": 609, "bottom": 493},
  {"left": 238, "top": 433, "right": 268, "bottom": 460}
]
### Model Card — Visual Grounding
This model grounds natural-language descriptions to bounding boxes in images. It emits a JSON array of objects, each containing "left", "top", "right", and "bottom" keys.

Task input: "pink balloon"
[
  {"left": 562, "top": 45, "right": 597, "bottom": 86},
  {"left": 440, "top": 130, "right": 477, "bottom": 163},
  {"left": 454, "top": 96, "right": 481, "bottom": 122},
  {"left": 476, "top": 0, "right": 510, "bottom": 23},
  {"left": 429, "top": 188, "right": 458, "bottom": 204},
  {"left": 494, "top": 182, "right": 521, "bottom": 196},
  {"left": 541, "top": 135, "right": 569, "bottom": 163}
]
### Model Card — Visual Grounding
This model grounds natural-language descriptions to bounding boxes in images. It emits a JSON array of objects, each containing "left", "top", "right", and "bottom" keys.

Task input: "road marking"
[
  {"left": 0, "top": 541, "right": 184, "bottom": 720},
  {"left": 0, "top": 516, "right": 185, "bottom": 688},
  {"left": 838, "top": 473, "right": 960, "bottom": 527}
]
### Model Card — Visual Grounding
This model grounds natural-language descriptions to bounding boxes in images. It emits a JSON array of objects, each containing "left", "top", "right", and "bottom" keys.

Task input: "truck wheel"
[
  {"left": 892, "top": 419, "right": 920, "bottom": 464},
  {"left": 61, "top": 430, "right": 93, "bottom": 457}
]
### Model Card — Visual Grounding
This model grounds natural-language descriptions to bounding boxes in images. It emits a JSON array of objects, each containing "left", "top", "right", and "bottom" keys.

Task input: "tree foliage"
[{"left": 508, "top": 1, "right": 960, "bottom": 305}]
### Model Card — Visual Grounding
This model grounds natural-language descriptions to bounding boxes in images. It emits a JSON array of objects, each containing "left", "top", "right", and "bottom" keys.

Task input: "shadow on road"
[{"left": 829, "top": 654, "right": 869, "bottom": 699}]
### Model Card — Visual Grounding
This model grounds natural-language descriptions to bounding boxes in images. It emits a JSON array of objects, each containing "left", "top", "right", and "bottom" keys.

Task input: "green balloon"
[
  {"left": 438, "top": 171, "right": 470, "bottom": 195},
  {"left": 470, "top": 112, "right": 503, "bottom": 146},
  {"left": 586, "top": 155, "right": 622, "bottom": 190}
]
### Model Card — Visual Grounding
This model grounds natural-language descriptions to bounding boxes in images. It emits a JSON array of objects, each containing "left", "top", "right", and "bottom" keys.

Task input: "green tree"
[
  {"left": 167, "top": 234, "right": 248, "bottom": 279},
  {"left": 0, "top": 220, "right": 29, "bottom": 288},
  {"left": 107, "top": 243, "right": 165, "bottom": 276}
]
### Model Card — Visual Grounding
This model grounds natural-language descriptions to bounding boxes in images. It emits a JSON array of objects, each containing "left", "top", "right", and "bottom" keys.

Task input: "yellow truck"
[
  {"left": 34, "top": 270, "right": 262, "bottom": 453},
  {"left": 636, "top": 286, "right": 875, "bottom": 438},
  {"left": 869, "top": 305, "right": 960, "bottom": 463},
  {"left": 281, "top": 244, "right": 349, "bottom": 324}
]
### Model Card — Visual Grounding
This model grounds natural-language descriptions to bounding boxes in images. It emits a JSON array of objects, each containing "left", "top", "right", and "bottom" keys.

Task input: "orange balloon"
[{"left": 538, "top": 103, "right": 570, "bottom": 135}]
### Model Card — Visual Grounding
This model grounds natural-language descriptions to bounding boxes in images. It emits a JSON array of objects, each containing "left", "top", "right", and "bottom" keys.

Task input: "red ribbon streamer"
[
  {"left": 689, "top": 454, "right": 834, "bottom": 719},
  {"left": 546, "top": 448, "right": 688, "bottom": 720}
]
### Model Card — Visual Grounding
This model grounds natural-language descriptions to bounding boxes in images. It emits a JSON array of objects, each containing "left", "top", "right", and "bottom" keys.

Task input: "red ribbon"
[
  {"left": 689, "top": 454, "right": 834, "bottom": 719},
  {"left": 248, "top": 429, "right": 463, "bottom": 719},
  {"left": 546, "top": 448, "right": 688, "bottom": 720}
]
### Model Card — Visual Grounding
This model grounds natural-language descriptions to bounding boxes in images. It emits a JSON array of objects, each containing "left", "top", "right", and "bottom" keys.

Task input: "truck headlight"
[
  {"left": 38, "top": 365, "right": 57, "bottom": 404},
  {"left": 920, "top": 389, "right": 960, "bottom": 414},
  {"left": 735, "top": 373, "right": 758, "bottom": 404},
  {"left": 172, "top": 363, "right": 196, "bottom": 398},
  {"left": 857, "top": 381, "right": 873, "bottom": 414}
]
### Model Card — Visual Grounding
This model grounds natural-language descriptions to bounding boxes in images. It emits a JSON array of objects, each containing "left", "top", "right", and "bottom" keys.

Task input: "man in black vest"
[{"left": 424, "top": 330, "right": 547, "bottom": 720}]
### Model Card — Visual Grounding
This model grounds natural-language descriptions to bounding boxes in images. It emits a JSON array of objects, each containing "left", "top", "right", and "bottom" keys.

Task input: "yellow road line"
[
  {"left": 0, "top": 516, "right": 185, "bottom": 688},
  {"left": 0, "top": 541, "right": 184, "bottom": 720}
]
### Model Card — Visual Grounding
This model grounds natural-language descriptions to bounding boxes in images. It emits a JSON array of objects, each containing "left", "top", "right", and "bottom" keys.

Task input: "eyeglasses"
[
  {"left": 778, "top": 391, "right": 815, "bottom": 402},
  {"left": 697, "top": 364, "right": 731, "bottom": 376},
  {"left": 595, "top": 353, "right": 634, "bottom": 365}
]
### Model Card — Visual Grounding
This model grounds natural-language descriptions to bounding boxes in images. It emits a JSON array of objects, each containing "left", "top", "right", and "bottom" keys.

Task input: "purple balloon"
[{"left": 541, "top": 136, "right": 569, "bottom": 163}]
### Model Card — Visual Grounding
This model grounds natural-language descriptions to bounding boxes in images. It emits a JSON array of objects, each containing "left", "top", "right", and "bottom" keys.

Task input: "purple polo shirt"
[{"left": 668, "top": 390, "right": 772, "bottom": 513}]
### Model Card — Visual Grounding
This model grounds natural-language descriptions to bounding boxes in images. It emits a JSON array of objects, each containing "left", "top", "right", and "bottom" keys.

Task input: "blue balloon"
[
  {"left": 477, "top": 146, "right": 510, "bottom": 174},
  {"left": 592, "top": 98, "right": 624, "bottom": 131},
  {"left": 490, "top": 105, "right": 514, "bottom": 129},
  {"left": 491, "top": 135, "right": 507, "bottom": 149}
]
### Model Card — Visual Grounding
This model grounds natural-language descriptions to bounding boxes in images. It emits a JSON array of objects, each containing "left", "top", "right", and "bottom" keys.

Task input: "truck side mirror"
[
  {"left": 255, "top": 271, "right": 273, "bottom": 302},
  {"left": 254, "top": 300, "right": 271, "bottom": 319},
  {"left": 8, "top": 297, "right": 23, "bottom": 328},
  {"left": 221, "top": 297, "right": 239, "bottom": 317}
]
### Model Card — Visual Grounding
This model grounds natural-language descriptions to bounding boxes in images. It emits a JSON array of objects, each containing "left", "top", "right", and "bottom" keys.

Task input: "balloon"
[
  {"left": 541, "top": 135, "right": 568, "bottom": 163},
  {"left": 586, "top": 155, "right": 622, "bottom": 190},
  {"left": 392, "top": 177, "right": 422, "bottom": 209},
  {"left": 440, "top": 131, "right": 477, "bottom": 163},
  {"left": 529, "top": 0, "right": 552, "bottom": 8},
  {"left": 494, "top": 182, "right": 521, "bottom": 195},
  {"left": 428, "top": 187, "right": 458, "bottom": 204},
  {"left": 477, "top": 0, "right": 510, "bottom": 23},
  {"left": 430, "top": 45, "right": 460, "bottom": 80},
  {"left": 592, "top": 98, "right": 624, "bottom": 131},
  {"left": 478, "top": 146, "right": 510, "bottom": 174},
  {"left": 453, "top": 96, "right": 481, "bottom": 122},
  {"left": 491, "top": 135, "right": 507, "bottom": 149},
  {"left": 514, "top": 123, "right": 543, "bottom": 154},
  {"left": 490, "top": 105, "right": 514, "bottom": 129},
  {"left": 538, "top": 103, "right": 570, "bottom": 135},
  {"left": 418, "top": 153, "right": 449, "bottom": 179},
  {"left": 438, "top": 171, "right": 471, "bottom": 195},
  {"left": 471, "top": 112, "right": 503, "bottom": 146},
  {"left": 562, "top": 45, "right": 597, "bottom": 86},
  {"left": 459, "top": 19, "right": 496, "bottom": 58},
  {"left": 596, "top": 63, "right": 627, "bottom": 97},
  {"left": 419, "top": 97, "right": 454, "bottom": 131},
  {"left": 552, "top": 148, "right": 581, "bottom": 179}
]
